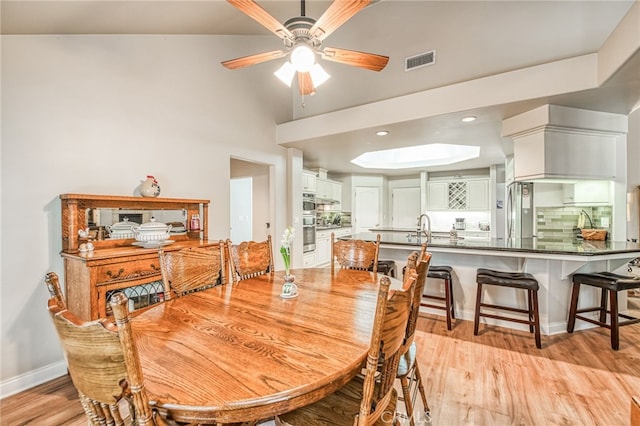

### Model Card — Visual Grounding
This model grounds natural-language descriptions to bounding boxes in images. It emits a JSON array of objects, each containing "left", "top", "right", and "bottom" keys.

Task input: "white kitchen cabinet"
[
  {"left": 563, "top": 181, "right": 612, "bottom": 205},
  {"left": 316, "top": 231, "right": 332, "bottom": 266},
  {"left": 316, "top": 179, "right": 342, "bottom": 204},
  {"left": 302, "top": 171, "right": 317, "bottom": 193},
  {"left": 427, "top": 182, "right": 449, "bottom": 211},
  {"left": 332, "top": 182, "right": 342, "bottom": 205},
  {"left": 467, "top": 179, "right": 489, "bottom": 210},
  {"left": 316, "top": 180, "right": 331, "bottom": 200},
  {"left": 333, "top": 228, "right": 351, "bottom": 238},
  {"left": 303, "top": 251, "right": 316, "bottom": 268},
  {"left": 427, "top": 179, "right": 489, "bottom": 211}
]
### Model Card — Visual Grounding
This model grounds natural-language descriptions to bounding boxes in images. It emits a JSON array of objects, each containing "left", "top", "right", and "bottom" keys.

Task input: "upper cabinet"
[
  {"left": 467, "top": 179, "right": 489, "bottom": 210},
  {"left": 316, "top": 179, "right": 342, "bottom": 204},
  {"left": 427, "top": 179, "right": 489, "bottom": 211},
  {"left": 427, "top": 181, "right": 449, "bottom": 210},
  {"left": 302, "top": 171, "right": 317, "bottom": 193},
  {"left": 563, "top": 181, "right": 612, "bottom": 205}
]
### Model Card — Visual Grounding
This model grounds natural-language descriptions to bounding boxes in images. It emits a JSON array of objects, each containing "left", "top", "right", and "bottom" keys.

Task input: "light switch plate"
[{"left": 601, "top": 217, "right": 610, "bottom": 228}]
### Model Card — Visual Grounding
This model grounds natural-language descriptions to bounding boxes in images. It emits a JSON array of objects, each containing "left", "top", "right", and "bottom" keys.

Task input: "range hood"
[{"left": 502, "top": 105, "right": 627, "bottom": 183}]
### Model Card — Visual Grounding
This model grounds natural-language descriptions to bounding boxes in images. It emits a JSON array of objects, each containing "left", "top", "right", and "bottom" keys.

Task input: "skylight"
[{"left": 351, "top": 144, "right": 480, "bottom": 169}]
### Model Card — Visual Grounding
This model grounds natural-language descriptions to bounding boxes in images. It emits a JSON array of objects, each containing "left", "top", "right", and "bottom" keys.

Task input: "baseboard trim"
[{"left": 0, "top": 361, "right": 67, "bottom": 399}]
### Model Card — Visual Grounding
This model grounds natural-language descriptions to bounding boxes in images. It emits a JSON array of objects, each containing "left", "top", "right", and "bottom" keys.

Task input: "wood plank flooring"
[{"left": 2, "top": 309, "right": 640, "bottom": 425}]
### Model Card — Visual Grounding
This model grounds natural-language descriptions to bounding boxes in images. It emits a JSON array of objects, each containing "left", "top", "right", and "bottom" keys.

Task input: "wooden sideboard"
[{"left": 59, "top": 194, "right": 215, "bottom": 320}]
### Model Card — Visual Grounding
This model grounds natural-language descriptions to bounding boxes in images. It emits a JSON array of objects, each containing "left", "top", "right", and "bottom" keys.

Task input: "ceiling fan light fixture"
[
  {"left": 274, "top": 61, "right": 296, "bottom": 87},
  {"left": 309, "top": 63, "right": 330, "bottom": 87},
  {"left": 290, "top": 44, "right": 316, "bottom": 72}
]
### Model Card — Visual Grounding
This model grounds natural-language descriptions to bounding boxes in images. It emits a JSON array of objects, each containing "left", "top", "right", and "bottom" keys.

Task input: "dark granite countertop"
[
  {"left": 316, "top": 225, "right": 350, "bottom": 231},
  {"left": 345, "top": 232, "right": 640, "bottom": 256}
]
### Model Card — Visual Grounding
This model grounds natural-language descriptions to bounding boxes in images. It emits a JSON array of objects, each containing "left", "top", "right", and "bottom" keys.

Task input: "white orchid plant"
[{"left": 280, "top": 227, "right": 295, "bottom": 277}]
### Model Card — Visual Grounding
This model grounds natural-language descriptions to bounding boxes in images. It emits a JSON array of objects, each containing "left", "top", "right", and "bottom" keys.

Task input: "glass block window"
[{"left": 105, "top": 281, "right": 165, "bottom": 316}]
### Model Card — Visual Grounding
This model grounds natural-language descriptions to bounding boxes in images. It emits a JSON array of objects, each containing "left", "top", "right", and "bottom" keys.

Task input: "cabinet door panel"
[
  {"left": 427, "top": 182, "right": 448, "bottom": 210},
  {"left": 467, "top": 180, "right": 489, "bottom": 210},
  {"left": 392, "top": 187, "right": 421, "bottom": 228}
]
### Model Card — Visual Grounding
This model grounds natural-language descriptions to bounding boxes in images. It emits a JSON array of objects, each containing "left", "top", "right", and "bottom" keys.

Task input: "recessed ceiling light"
[
  {"left": 461, "top": 116, "right": 477, "bottom": 122},
  {"left": 376, "top": 130, "right": 389, "bottom": 136},
  {"left": 351, "top": 144, "right": 480, "bottom": 169}
]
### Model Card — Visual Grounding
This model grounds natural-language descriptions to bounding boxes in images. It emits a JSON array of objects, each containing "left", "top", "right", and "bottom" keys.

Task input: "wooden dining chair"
[
  {"left": 277, "top": 271, "right": 417, "bottom": 426},
  {"left": 159, "top": 242, "right": 228, "bottom": 300},
  {"left": 227, "top": 235, "right": 274, "bottom": 283},
  {"left": 45, "top": 272, "right": 170, "bottom": 426},
  {"left": 331, "top": 232, "right": 380, "bottom": 274},
  {"left": 397, "top": 246, "right": 432, "bottom": 426}
]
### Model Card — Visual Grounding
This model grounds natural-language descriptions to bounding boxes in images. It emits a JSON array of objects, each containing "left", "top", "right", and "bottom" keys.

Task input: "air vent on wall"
[{"left": 405, "top": 50, "right": 436, "bottom": 71}]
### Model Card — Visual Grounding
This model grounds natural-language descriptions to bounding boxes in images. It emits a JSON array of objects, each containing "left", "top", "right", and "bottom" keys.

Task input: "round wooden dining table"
[{"left": 131, "top": 267, "right": 396, "bottom": 424}]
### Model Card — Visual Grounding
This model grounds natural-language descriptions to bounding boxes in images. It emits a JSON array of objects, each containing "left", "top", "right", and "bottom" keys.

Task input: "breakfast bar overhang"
[{"left": 346, "top": 232, "right": 640, "bottom": 335}]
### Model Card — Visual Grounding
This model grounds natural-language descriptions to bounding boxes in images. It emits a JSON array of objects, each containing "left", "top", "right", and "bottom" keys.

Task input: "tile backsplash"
[{"left": 536, "top": 206, "right": 613, "bottom": 242}]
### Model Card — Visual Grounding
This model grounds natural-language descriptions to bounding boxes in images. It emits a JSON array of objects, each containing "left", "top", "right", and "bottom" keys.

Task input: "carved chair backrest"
[
  {"left": 45, "top": 272, "right": 66, "bottom": 309},
  {"left": 401, "top": 247, "right": 432, "bottom": 354},
  {"left": 331, "top": 233, "right": 380, "bottom": 274},
  {"left": 358, "top": 271, "right": 416, "bottom": 425},
  {"left": 159, "top": 242, "right": 228, "bottom": 299},
  {"left": 45, "top": 273, "right": 160, "bottom": 425},
  {"left": 227, "top": 235, "right": 274, "bottom": 283}
]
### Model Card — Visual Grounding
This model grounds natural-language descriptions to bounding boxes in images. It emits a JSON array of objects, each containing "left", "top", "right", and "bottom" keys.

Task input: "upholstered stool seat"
[
  {"left": 568, "top": 272, "right": 640, "bottom": 350},
  {"left": 474, "top": 268, "right": 541, "bottom": 348},
  {"left": 371, "top": 260, "right": 397, "bottom": 278}
]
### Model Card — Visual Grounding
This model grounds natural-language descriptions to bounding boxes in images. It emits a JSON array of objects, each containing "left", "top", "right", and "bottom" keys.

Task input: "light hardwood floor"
[{"left": 2, "top": 309, "right": 640, "bottom": 426}]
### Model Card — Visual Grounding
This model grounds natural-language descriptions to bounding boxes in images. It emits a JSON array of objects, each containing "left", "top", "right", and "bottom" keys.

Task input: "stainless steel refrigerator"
[{"left": 507, "top": 182, "right": 534, "bottom": 239}]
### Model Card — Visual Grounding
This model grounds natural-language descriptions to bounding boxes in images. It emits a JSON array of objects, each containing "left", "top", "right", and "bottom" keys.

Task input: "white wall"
[
  {"left": 627, "top": 108, "right": 640, "bottom": 241},
  {"left": 0, "top": 35, "right": 291, "bottom": 396}
]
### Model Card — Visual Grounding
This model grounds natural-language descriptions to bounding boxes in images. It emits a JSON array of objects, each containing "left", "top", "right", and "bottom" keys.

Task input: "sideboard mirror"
[
  {"left": 60, "top": 194, "right": 209, "bottom": 253},
  {"left": 85, "top": 207, "right": 188, "bottom": 239}
]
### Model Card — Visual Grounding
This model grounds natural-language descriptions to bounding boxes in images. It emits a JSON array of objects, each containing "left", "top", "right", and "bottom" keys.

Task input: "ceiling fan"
[{"left": 221, "top": 0, "right": 389, "bottom": 96}]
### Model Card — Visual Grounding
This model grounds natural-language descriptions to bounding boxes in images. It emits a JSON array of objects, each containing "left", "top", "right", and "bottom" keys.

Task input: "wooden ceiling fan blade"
[
  {"left": 321, "top": 47, "right": 389, "bottom": 72},
  {"left": 227, "top": 0, "right": 294, "bottom": 40},
  {"left": 298, "top": 72, "right": 316, "bottom": 96},
  {"left": 309, "top": 0, "right": 370, "bottom": 41},
  {"left": 221, "top": 50, "right": 286, "bottom": 70}
]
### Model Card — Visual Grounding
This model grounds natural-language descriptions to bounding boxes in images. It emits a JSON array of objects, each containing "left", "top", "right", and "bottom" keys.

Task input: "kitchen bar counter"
[
  {"left": 354, "top": 231, "right": 640, "bottom": 257},
  {"left": 344, "top": 232, "right": 640, "bottom": 336}
]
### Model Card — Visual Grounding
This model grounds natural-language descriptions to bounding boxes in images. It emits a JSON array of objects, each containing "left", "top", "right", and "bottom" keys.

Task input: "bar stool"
[
  {"left": 420, "top": 266, "right": 455, "bottom": 330},
  {"left": 372, "top": 260, "right": 397, "bottom": 278},
  {"left": 474, "top": 268, "right": 541, "bottom": 349},
  {"left": 568, "top": 272, "right": 640, "bottom": 350}
]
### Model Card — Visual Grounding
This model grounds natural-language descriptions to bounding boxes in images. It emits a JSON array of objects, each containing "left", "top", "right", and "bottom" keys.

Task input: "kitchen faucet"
[{"left": 416, "top": 213, "right": 431, "bottom": 243}]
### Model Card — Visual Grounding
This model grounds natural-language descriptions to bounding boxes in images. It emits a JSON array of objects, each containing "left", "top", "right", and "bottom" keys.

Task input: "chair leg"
[
  {"left": 443, "top": 278, "right": 452, "bottom": 330},
  {"left": 413, "top": 361, "right": 431, "bottom": 422},
  {"left": 610, "top": 289, "right": 620, "bottom": 350},
  {"left": 399, "top": 376, "right": 415, "bottom": 426},
  {"left": 567, "top": 282, "right": 580, "bottom": 333},
  {"left": 527, "top": 289, "right": 534, "bottom": 334},
  {"left": 599, "top": 288, "right": 608, "bottom": 324},
  {"left": 448, "top": 278, "right": 456, "bottom": 320},
  {"left": 531, "top": 289, "right": 541, "bottom": 349},
  {"left": 474, "top": 283, "right": 483, "bottom": 336}
]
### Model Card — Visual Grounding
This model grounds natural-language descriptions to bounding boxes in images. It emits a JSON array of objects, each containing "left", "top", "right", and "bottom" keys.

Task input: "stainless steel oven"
[
  {"left": 303, "top": 214, "right": 316, "bottom": 252},
  {"left": 303, "top": 193, "right": 316, "bottom": 215}
]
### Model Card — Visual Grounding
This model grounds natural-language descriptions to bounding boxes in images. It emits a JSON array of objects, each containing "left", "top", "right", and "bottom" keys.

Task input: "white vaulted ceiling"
[{"left": 2, "top": 0, "right": 639, "bottom": 175}]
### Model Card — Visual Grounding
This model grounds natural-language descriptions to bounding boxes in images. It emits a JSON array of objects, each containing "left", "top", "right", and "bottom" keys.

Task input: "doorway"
[
  {"left": 230, "top": 158, "right": 271, "bottom": 243},
  {"left": 230, "top": 177, "right": 253, "bottom": 242}
]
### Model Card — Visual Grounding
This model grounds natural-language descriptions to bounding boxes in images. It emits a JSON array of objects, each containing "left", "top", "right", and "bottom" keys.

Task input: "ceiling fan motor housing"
[{"left": 283, "top": 16, "right": 321, "bottom": 48}]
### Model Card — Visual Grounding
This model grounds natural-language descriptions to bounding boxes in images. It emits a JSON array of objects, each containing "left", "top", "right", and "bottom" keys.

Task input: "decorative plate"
[{"left": 132, "top": 240, "right": 175, "bottom": 249}]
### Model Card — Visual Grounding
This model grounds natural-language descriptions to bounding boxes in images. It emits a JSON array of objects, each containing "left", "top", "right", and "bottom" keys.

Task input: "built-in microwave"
[{"left": 303, "top": 193, "right": 316, "bottom": 215}]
